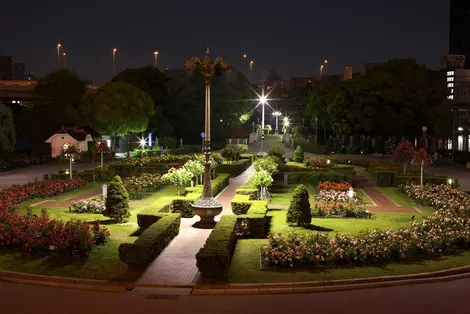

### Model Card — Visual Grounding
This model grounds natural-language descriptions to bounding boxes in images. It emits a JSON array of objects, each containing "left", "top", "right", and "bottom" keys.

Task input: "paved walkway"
[
  {"left": 137, "top": 165, "right": 255, "bottom": 285},
  {"left": 358, "top": 176, "right": 416, "bottom": 213},
  {"left": 31, "top": 188, "right": 102, "bottom": 208}
]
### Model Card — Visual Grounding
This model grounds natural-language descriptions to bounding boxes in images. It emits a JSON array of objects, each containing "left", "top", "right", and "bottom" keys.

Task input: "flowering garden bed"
[
  {"left": 124, "top": 173, "right": 163, "bottom": 199},
  {"left": 311, "top": 182, "right": 370, "bottom": 218},
  {"left": 262, "top": 184, "right": 470, "bottom": 269}
]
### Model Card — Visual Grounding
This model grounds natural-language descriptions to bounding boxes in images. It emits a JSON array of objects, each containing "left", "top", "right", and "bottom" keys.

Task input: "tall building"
[
  {"left": 13, "top": 63, "right": 26, "bottom": 80},
  {"left": 0, "top": 56, "right": 13, "bottom": 80},
  {"left": 449, "top": 0, "right": 470, "bottom": 68}
]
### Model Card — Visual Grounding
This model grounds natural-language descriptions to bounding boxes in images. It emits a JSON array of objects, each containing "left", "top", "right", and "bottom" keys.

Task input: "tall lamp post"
[
  {"left": 250, "top": 60, "right": 254, "bottom": 82},
  {"left": 154, "top": 51, "right": 159, "bottom": 68},
  {"left": 257, "top": 83, "right": 268, "bottom": 157},
  {"left": 273, "top": 111, "right": 281, "bottom": 134},
  {"left": 185, "top": 48, "right": 230, "bottom": 227},
  {"left": 62, "top": 52, "right": 67, "bottom": 69},
  {"left": 112, "top": 48, "right": 118, "bottom": 77}
]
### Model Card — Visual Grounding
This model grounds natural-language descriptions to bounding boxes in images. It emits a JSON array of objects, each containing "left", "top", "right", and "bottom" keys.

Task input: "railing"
[{"left": 225, "top": 138, "right": 248, "bottom": 145}]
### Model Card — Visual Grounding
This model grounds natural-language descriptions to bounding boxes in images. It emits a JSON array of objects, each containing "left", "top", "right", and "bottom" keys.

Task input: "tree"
[
  {"left": 0, "top": 104, "right": 16, "bottom": 153},
  {"left": 264, "top": 124, "right": 272, "bottom": 135},
  {"left": 184, "top": 159, "right": 204, "bottom": 184},
  {"left": 393, "top": 140, "right": 416, "bottom": 174},
  {"left": 17, "top": 70, "right": 89, "bottom": 148},
  {"left": 294, "top": 145, "right": 304, "bottom": 163},
  {"left": 104, "top": 175, "right": 130, "bottom": 222},
  {"left": 81, "top": 82, "right": 155, "bottom": 150},
  {"left": 162, "top": 167, "right": 193, "bottom": 196},
  {"left": 411, "top": 148, "right": 432, "bottom": 186},
  {"left": 286, "top": 184, "right": 311, "bottom": 226},
  {"left": 93, "top": 140, "right": 110, "bottom": 168},
  {"left": 253, "top": 157, "right": 278, "bottom": 175},
  {"left": 250, "top": 170, "right": 273, "bottom": 200}
]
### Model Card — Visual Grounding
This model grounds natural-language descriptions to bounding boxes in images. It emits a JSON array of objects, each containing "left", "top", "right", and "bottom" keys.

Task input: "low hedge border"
[
  {"left": 231, "top": 194, "right": 269, "bottom": 238},
  {"left": 118, "top": 213, "right": 181, "bottom": 269},
  {"left": 374, "top": 171, "right": 456, "bottom": 187},
  {"left": 196, "top": 215, "right": 238, "bottom": 281},
  {"left": 216, "top": 159, "right": 251, "bottom": 178},
  {"left": 273, "top": 171, "right": 355, "bottom": 185}
]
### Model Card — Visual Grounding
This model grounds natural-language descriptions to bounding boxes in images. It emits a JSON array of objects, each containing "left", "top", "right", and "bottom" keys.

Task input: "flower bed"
[
  {"left": 0, "top": 155, "right": 51, "bottom": 171},
  {"left": 71, "top": 199, "right": 105, "bottom": 213},
  {"left": 0, "top": 208, "right": 109, "bottom": 259},
  {"left": 112, "top": 155, "right": 191, "bottom": 167},
  {"left": 0, "top": 178, "right": 86, "bottom": 209},
  {"left": 263, "top": 184, "right": 470, "bottom": 268},
  {"left": 311, "top": 181, "right": 369, "bottom": 218},
  {"left": 123, "top": 173, "right": 163, "bottom": 200}
]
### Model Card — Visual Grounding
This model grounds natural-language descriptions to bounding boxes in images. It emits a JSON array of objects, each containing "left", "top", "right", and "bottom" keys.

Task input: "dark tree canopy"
[
  {"left": 307, "top": 59, "right": 449, "bottom": 137},
  {"left": 0, "top": 103, "right": 16, "bottom": 153}
]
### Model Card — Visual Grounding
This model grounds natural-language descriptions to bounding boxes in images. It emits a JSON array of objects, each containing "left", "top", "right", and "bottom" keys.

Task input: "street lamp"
[
  {"left": 154, "top": 51, "right": 159, "bottom": 68},
  {"left": 273, "top": 111, "right": 282, "bottom": 134},
  {"left": 250, "top": 60, "right": 254, "bottom": 81},
  {"left": 185, "top": 47, "right": 230, "bottom": 227},
  {"left": 112, "top": 48, "right": 118, "bottom": 77},
  {"left": 320, "top": 65, "right": 324, "bottom": 82},
  {"left": 62, "top": 52, "right": 67, "bottom": 69},
  {"left": 57, "top": 43, "right": 61, "bottom": 61},
  {"left": 283, "top": 116, "right": 290, "bottom": 133},
  {"left": 257, "top": 84, "right": 269, "bottom": 157}
]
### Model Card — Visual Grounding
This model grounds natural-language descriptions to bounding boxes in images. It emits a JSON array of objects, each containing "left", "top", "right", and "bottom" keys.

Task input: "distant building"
[
  {"left": 45, "top": 128, "right": 93, "bottom": 158},
  {"left": 0, "top": 56, "right": 13, "bottom": 80},
  {"left": 449, "top": 0, "right": 470, "bottom": 68},
  {"left": 13, "top": 63, "right": 26, "bottom": 80},
  {"left": 25, "top": 72, "right": 36, "bottom": 81},
  {"left": 341, "top": 66, "right": 353, "bottom": 80}
]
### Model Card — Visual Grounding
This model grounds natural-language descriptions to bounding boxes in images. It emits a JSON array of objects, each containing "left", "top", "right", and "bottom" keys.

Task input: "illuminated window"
[
  {"left": 451, "top": 89, "right": 454, "bottom": 94},
  {"left": 447, "top": 71, "right": 455, "bottom": 76},
  {"left": 448, "top": 95, "right": 454, "bottom": 99},
  {"left": 447, "top": 77, "right": 454, "bottom": 82},
  {"left": 448, "top": 83, "right": 454, "bottom": 87}
]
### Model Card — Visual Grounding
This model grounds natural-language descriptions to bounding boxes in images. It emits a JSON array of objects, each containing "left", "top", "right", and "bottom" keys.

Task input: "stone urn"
[{"left": 192, "top": 197, "right": 223, "bottom": 228}]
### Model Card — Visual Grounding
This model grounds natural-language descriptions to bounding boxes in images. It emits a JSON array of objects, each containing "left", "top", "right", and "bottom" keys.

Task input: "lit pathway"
[{"left": 136, "top": 165, "right": 255, "bottom": 285}]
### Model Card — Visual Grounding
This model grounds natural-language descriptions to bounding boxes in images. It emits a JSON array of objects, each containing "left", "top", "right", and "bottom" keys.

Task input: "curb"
[{"left": 2, "top": 264, "right": 470, "bottom": 295}]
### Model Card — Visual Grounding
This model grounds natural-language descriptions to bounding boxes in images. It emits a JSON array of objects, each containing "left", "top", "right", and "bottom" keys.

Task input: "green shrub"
[
  {"left": 273, "top": 171, "right": 354, "bottom": 185},
  {"left": 171, "top": 198, "right": 195, "bottom": 218},
  {"left": 253, "top": 156, "right": 278, "bottom": 174},
  {"left": 293, "top": 145, "right": 304, "bottom": 162},
  {"left": 216, "top": 159, "right": 250, "bottom": 177},
  {"left": 376, "top": 171, "right": 394, "bottom": 187},
  {"left": 268, "top": 145, "right": 285, "bottom": 162},
  {"left": 118, "top": 213, "right": 181, "bottom": 268},
  {"left": 104, "top": 175, "right": 130, "bottom": 221},
  {"left": 231, "top": 194, "right": 251, "bottom": 215},
  {"left": 286, "top": 184, "right": 311, "bottom": 226},
  {"left": 196, "top": 215, "right": 238, "bottom": 281},
  {"left": 235, "top": 187, "right": 258, "bottom": 199},
  {"left": 239, "top": 153, "right": 255, "bottom": 164}
]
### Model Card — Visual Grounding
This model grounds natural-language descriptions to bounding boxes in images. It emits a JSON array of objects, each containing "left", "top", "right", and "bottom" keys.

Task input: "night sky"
[{"left": 1, "top": 0, "right": 449, "bottom": 85}]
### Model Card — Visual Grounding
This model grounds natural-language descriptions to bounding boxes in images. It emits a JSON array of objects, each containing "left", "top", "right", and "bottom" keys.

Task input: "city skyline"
[{"left": 1, "top": 0, "right": 450, "bottom": 84}]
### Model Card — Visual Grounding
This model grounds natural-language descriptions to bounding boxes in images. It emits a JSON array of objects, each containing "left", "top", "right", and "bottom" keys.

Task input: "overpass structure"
[{"left": 0, "top": 80, "right": 98, "bottom": 103}]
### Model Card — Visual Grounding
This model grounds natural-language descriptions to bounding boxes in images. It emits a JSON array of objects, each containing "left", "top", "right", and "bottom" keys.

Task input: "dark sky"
[{"left": 1, "top": 0, "right": 449, "bottom": 85}]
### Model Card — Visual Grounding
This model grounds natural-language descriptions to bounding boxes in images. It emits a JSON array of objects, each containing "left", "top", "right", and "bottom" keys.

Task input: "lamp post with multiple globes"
[{"left": 184, "top": 47, "right": 230, "bottom": 227}]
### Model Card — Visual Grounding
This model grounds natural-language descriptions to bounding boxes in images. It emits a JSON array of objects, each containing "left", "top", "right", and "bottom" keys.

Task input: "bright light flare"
[{"left": 272, "top": 111, "right": 281, "bottom": 116}]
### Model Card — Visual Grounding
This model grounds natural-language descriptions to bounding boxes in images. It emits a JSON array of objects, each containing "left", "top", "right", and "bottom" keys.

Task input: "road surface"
[{"left": 0, "top": 278, "right": 469, "bottom": 314}]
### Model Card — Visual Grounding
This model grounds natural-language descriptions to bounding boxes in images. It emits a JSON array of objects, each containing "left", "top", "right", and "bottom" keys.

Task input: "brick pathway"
[
  {"left": 31, "top": 188, "right": 102, "bottom": 208},
  {"left": 358, "top": 176, "right": 416, "bottom": 213},
  {"left": 137, "top": 165, "right": 255, "bottom": 285}
]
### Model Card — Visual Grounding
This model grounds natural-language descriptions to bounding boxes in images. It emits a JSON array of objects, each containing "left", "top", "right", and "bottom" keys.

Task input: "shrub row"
[
  {"left": 273, "top": 170, "right": 355, "bottom": 185},
  {"left": 118, "top": 213, "right": 181, "bottom": 268},
  {"left": 231, "top": 194, "right": 269, "bottom": 238},
  {"left": 375, "top": 171, "right": 454, "bottom": 187},
  {"left": 292, "top": 139, "right": 327, "bottom": 154},
  {"left": 196, "top": 215, "right": 238, "bottom": 281},
  {"left": 216, "top": 159, "right": 251, "bottom": 177}
]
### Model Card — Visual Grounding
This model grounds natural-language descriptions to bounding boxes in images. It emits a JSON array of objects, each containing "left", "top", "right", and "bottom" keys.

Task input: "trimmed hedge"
[
  {"left": 273, "top": 171, "right": 355, "bottom": 185},
  {"left": 107, "top": 163, "right": 168, "bottom": 177},
  {"left": 231, "top": 194, "right": 252, "bottom": 215},
  {"left": 196, "top": 215, "right": 238, "bottom": 281},
  {"left": 239, "top": 153, "right": 255, "bottom": 164},
  {"left": 231, "top": 194, "right": 269, "bottom": 238},
  {"left": 292, "top": 139, "right": 327, "bottom": 154},
  {"left": 216, "top": 159, "right": 251, "bottom": 177},
  {"left": 118, "top": 213, "right": 181, "bottom": 268},
  {"left": 376, "top": 171, "right": 394, "bottom": 187}
]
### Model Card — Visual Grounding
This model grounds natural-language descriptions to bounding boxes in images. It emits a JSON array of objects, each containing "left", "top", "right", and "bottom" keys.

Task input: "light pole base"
[{"left": 192, "top": 197, "right": 223, "bottom": 229}]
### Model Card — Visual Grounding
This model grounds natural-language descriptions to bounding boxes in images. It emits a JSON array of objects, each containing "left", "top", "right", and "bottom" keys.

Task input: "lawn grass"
[
  {"left": 228, "top": 239, "right": 470, "bottom": 283},
  {"left": 0, "top": 186, "right": 179, "bottom": 280},
  {"left": 377, "top": 187, "right": 435, "bottom": 215},
  {"left": 268, "top": 209, "right": 424, "bottom": 238},
  {"left": 270, "top": 184, "right": 316, "bottom": 207},
  {"left": 285, "top": 161, "right": 308, "bottom": 168}
]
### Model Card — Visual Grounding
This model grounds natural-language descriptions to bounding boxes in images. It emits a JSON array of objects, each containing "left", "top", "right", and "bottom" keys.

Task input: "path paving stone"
[
  {"left": 136, "top": 166, "right": 255, "bottom": 285},
  {"left": 358, "top": 176, "right": 416, "bottom": 213}
]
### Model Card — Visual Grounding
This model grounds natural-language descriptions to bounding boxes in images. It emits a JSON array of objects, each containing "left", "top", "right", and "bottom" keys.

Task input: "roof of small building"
[{"left": 46, "top": 127, "right": 92, "bottom": 143}]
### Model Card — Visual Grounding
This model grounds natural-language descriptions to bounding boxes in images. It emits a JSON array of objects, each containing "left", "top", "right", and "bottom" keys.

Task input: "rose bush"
[
  {"left": 123, "top": 173, "right": 162, "bottom": 200},
  {"left": 316, "top": 181, "right": 352, "bottom": 192},
  {"left": 0, "top": 178, "right": 86, "bottom": 209},
  {"left": 264, "top": 184, "right": 470, "bottom": 268},
  {"left": 71, "top": 199, "right": 105, "bottom": 213},
  {"left": 0, "top": 208, "right": 110, "bottom": 259}
]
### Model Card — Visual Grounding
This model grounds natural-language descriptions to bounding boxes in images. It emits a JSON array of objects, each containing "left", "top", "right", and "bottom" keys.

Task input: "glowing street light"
[
  {"left": 320, "top": 64, "right": 324, "bottom": 82},
  {"left": 112, "top": 48, "right": 118, "bottom": 77},
  {"left": 272, "top": 111, "right": 282, "bottom": 134},
  {"left": 57, "top": 43, "right": 62, "bottom": 61},
  {"left": 154, "top": 51, "right": 159, "bottom": 68},
  {"left": 250, "top": 60, "right": 254, "bottom": 81},
  {"left": 62, "top": 52, "right": 67, "bottom": 69}
]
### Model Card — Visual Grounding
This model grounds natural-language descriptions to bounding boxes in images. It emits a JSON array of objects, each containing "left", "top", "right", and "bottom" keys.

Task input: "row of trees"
[
  {"left": 305, "top": 59, "right": 451, "bottom": 140},
  {"left": 15, "top": 66, "right": 253, "bottom": 151}
]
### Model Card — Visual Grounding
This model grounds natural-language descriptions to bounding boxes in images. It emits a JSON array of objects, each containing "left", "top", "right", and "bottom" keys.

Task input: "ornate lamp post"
[
  {"left": 185, "top": 48, "right": 229, "bottom": 227},
  {"left": 273, "top": 111, "right": 281, "bottom": 134}
]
